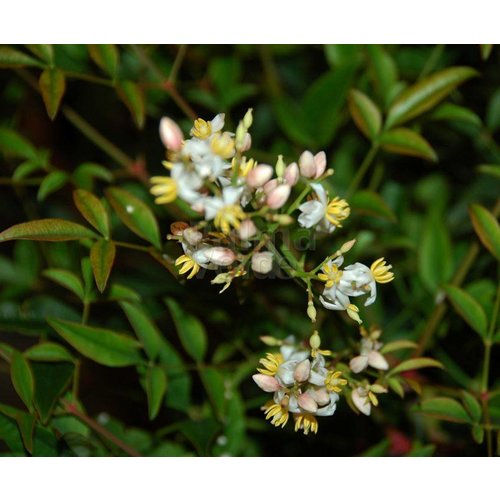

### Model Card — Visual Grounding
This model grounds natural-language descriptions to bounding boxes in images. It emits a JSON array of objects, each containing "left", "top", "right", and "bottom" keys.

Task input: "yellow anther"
[
  {"left": 325, "top": 197, "right": 350, "bottom": 226},
  {"left": 370, "top": 257, "right": 394, "bottom": 284}
]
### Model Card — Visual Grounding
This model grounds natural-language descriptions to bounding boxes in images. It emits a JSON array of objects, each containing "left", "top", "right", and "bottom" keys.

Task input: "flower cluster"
[{"left": 150, "top": 111, "right": 394, "bottom": 325}]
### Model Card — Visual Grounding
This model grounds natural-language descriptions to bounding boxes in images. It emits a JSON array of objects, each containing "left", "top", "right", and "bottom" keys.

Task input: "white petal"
[
  {"left": 349, "top": 355, "right": 369, "bottom": 373},
  {"left": 352, "top": 389, "right": 371, "bottom": 416},
  {"left": 310, "top": 182, "right": 328, "bottom": 205},
  {"left": 252, "top": 374, "right": 281, "bottom": 392},
  {"left": 211, "top": 113, "right": 225, "bottom": 132},
  {"left": 368, "top": 351, "right": 389, "bottom": 371}
]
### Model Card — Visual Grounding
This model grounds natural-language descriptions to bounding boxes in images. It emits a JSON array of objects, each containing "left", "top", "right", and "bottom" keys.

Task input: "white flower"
[
  {"left": 202, "top": 186, "right": 246, "bottom": 234},
  {"left": 298, "top": 183, "right": 350, "bottom": 233},
  {"left": 171, "top": 162, "right": 204, "bottom": 205},
  {"left": 351, "top": 384, "right": 387, "bottom": 416},
  {"left": 349, "top": 338, "right": 389, "bottom": 373},
  {"left": 320, "top": 286, "right": 363, "bottom": 324}
]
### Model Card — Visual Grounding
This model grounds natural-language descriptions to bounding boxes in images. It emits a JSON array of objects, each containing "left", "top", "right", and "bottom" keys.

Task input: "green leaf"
[
  {"left": 24, "top": 342, "right": 74, "bottom": 363},
  {"left": 73, "top": 189, "right": 110, "bottom": 238},
  {"left": 472, "top": 424, "right": 484, "bottom": 444},
  {"left": 387, "top": 377, "right": 405, "bottom": 398},
  {"left": 0, "top": 411, "right": 25, "bottom": 455},
  {"left": 32, "top": 361, "right": 73, "bottom": 424},
  {"left": 88, "top": 44, "right": 119, "bottom": 79},
  {"left": 39, "top": 68, "right": 66, "bottom": 120},
  {"left": 360, "top": 438, "right": 390, "bottom": 457},
  {"left": 380, "top": 340, "right": 418, "bottom": 354},
  {"left": 117, "top": 80, "right": 145, "bottom": 129},
  {"left": 12, "top": 160, "right": 45, "bottom": 181},
  {"left": 429, "top": 103, "right": 482, "bottom": 127},
  {"left": 48, "top": 318, "right": 142, "bottom": 367},
  {"left": 418, "top": 210, "right": 453, "bottom": 292},
  {"left": 477, "top": 164, "right": 500, "bottom": 180},
  {"left": 108, "top": 283, "right": 141, "bottom": 302},
  {"left": 461, "top": 391, "right": 482, "bottom": 422},
  {"left": 72, "top": 163, "right": 113, "bottom": 190},
  {"left": 385, "top": 66, "right": 479, "bottom": 129},
  {"left": 480, "top": 44, "right": 493, "bottom": 61},
  {"left": 348, "top": 89, "right": 382, "bottom": 139},
  {"left": 0, "top": 47, "right": 44, "bottom": 68},
  {"left": 90, "top": 239, "right": 116, "bottom": 293},
  {"left": 37, "top": 171, "right": 68, "bottom": 201},
  {"left": 443, "top": 285, "right": 488, "bottom": 339},
  {"left": 388, "top": 357, "right": 443, "bottom": 377},
  {"left": 379, "top": 127, "right": 437, "bottom": 162},
  {"left": 469, "top": 204, "right": 500, "bottom": 261},
  {"left": 120, "top": 301, "right": 161, "bottom": 360},
  {"left": 42, "top": 269, "right": 85, "bottom": 301},
  {"left": 10, "top": 352, "right": 35, "bottom": 411},
  {"left": 0, "top": 127, "right": 38, "bottom": 160},
  {"left": 415, "top": 397, "right": 472, "bottom": 424},
  {"left": 32, "top": 425, "right": 58, "bottom": 456},
  {"left": 105, "top": 187, "right": 161, "bottom": 248},
  {"left": 166, "top": 298, "right": 207, "bottom": 362},
  {"left": 0, "top": 219, "right": 97, "bottom": 242},
  {"left": 26, "top": 44, "right": 54, "bottom": 64},
  {"left": 146, "top": 365, "right": 167, "bottom": 420},
  {"left": 350, "top": 190, "right": 396, "bottom": 221},
  {"left": 200, "top": 367, "right": 226, "bottom": 421},
  {"left": 16, "top": 412, "right": 35, "bottom": 454},
  {"left": 272, "top": 96, "right": 314, "bottom": 146},
  {"left": 366, "top": 45, "right": 398, "bottom": 108},
  {"left": 80, "top": 256, "right": 94, "bottom": 299}
]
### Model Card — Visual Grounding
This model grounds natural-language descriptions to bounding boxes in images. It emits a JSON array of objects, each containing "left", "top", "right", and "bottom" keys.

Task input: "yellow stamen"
[
  {"left": 150, "top": 176, "right": 177, "bottom": 204},
  {"left": 210, "top": 132, "right": 235, "bottom": 158},
  {"left": 238, "top": 157, "right": 256, "bottom": 177},
  {"left": 325, "top": 370, "right": 348, "bottom": 393},
  {"left": 257, "top": 353, "right": 284, "bottom": 376},
  {"left": 191, "top": 118, "right": 211, "bottom": 139},
  {"left": 370, "top": 257, "right": 394, "bottom": 283},
  {"left": 318, "top": 263, "right": 343, "bottom": 288},
  {"left": 368, "top": 391, "right": 379, "bottom": 406},
  {"left": 263, "top": 399, "right": 289, "bottom": 428},
  {"left": 161, "top": 160, "right": 174, "bottom": 170},
  {"left": 214, "top": 204, "right": 246, "bottom": 234},
  {"left": 325, "top": 197, "right": 350, "bottom": 226},
  {"left": 175, "top": 254, "right": 200, "bottom": 279},
  {"left": 294, "top": 414, "right": 318, "bottom": 435}
]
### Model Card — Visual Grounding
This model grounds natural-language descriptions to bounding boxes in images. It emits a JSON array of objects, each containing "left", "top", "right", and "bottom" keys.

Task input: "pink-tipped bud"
[
  {"left": 246, "top": 164, "right": 273, "bottom": 188},
  {"left": 238, "top": 219, "right": 257, "bottom": 240},
  {"left": 159, "top": 117, "right": 184, "bottom": 151},
  {"left": 299, "top": 150, "right": 316, "bottom": 178},
  {"left": 266, "top": 184, "right": 291, "bottom": 209},
  {"left": 294, "top": 359, "right": 311, "bottom": 383},
  {"left": 251, "top": 252, "right": 273, "bottom": 274},
  {"left": 297, "top": 392, "right": 318, "bottom": 413},
  {"left": 252, "top": 374, "right": 281, "bottom": 392},
  {"left": 313, "top": 151, "right": 327, "bottom": 178},
  {"left": 241, "top": 132, "right": 252, "bottom": 152},
  {"left": 206, "top": 247, "right": 236, "bottom": 266},
  {"left": 284, "top": 162, "right": 299, "bottom": 186},
  {"left": 183, "top": 227, "right": 203, "bottom": 246},
  {"left": 263, "top": 178, "right": 279, "bottom": 195},
  {"left": 310, "top": 388, "right": 330, "bottom": 406}
]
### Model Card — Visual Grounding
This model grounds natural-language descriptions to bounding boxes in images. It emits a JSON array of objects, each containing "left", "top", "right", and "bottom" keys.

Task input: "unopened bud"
[
  {"left": 159, "top": 117, "right": 184, "bottom": 152},
  {"left": 309, "top": 331, "right": 321, "bottom": 351},
  {"left": 297, "top": 392, "right": 318, "bottom": 413},
  {"left": 313, "top": 151, "right": 327, "bottom": 178},
  {"left": 294, "top": 359, "right": 311, "bottom": 383},
  {"left": 340, "top": 239, "right": 356, "bottom": 254},
  {"left": 241, "top": 132, "right": 252, "bottom": 152},
  {"left": 266, "top": 184, "right": 291, "bottom": 209},
  {"left": 284, "top": 162, "right": 299, "bottom": 186},
  {"left": 275, "top": 155, "right": 285, "bottom": 178},
  {"left": 238, "top": 219, "right": 257, "bottom": 240},
  {"left": 235, "top": 122, "right": 246, "bottom": 149},
  {"left": 252, "top": 252, "right": 273, "bottom": 274},
  {"left": 299, "top": 150, "right": 316, "bottom": 178},
  {"left": 170, "top": 221, "right": 189, "bottom": 236},
  {"left": 307, "top": 300, "right": 317, "bottom": 323},
  {"left": 243, "top": 108, "right": 253, "bottom": 129},
  {"left": 206, "top": 247, "right": 236, "bottom": 266},
  {"left": 270, "top": 214, "right": 294, "bottom": 226},
  {"left": 246, "top": 164, "right": 273, "bottom": 188},
  {"left": 260, "top": 336, "right": 283, "bottom": 346},
  {"left": 252, "top": 374, "right": 281, "bottom": 393}
]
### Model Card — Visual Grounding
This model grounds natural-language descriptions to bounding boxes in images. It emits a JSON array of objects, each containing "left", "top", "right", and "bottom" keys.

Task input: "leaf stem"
[{"left": 346, "top": 144, "right": 379, "bottom": 198}]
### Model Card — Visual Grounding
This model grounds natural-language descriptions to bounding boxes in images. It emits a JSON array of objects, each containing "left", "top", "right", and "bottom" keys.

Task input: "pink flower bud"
[
  {"left": 284, "top": 162, "right": 299, "bottom": 186},
  {"left": 238, "top": 219, "right": 257, "bottom": 240},
  {"left": 159, "top": 117, "right": 184, "bottom": 152},
  {"left": 183, "top": 227, "right": 203, "bottom": 246},
  {"left": 297, "top": 392, "right": 318, "bottom": 413},
  {"left": 206, "top": 247, "right": 236, "bottom": 266},
  {"left": 313, "top": 151, "right": 327, "bottom": 178},
  {"left": 266, "top": 184, "right": 291, "bottom": 209},
  {"left": 241, "top": 132, "right": 252, "bottom": 152},
  {"left": 246, "top": 164, "right": 273, "bottom": 188},
  {"left": 263, "top": 178, "right": 279, "bottom": 195},
  {"left": 294, "top": 359, "right": 311, "bottom": 383},
  {"left": 252, "top": 374, "right": 281, "bottom": 392},
  {"left": 299, "top": 150, "right": 316, "bottom": 178},
  {"left": 251, "top": 252, "right": 273, "bottom": 274},
  {"left": 309, "top": 388, "right": 330, "bottom": 406}
]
